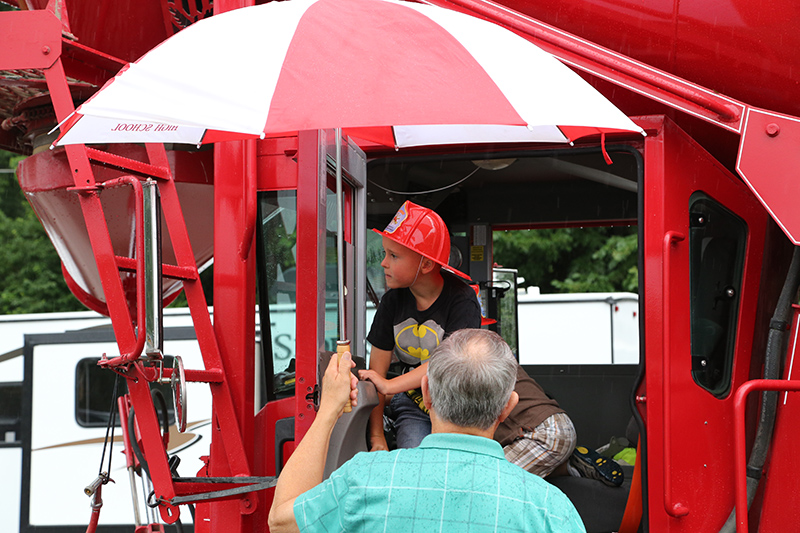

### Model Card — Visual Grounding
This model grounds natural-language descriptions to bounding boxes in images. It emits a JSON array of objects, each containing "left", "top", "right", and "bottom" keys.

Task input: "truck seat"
[{"left": 549, "top": 464, "right": 635, "bottom": 533}]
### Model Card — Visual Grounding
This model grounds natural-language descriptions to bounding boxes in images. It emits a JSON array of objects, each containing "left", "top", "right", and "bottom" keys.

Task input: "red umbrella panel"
[{"left": 54, "top": 0, "right": 643, "bottom": 148}]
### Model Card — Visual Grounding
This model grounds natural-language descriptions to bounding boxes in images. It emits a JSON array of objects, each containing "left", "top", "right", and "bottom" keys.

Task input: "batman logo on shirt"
[{"left": 393, "top": 319, "right": 444, "bottom": 366}]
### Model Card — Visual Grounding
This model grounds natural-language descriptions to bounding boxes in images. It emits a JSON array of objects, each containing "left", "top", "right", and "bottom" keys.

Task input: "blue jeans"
[{"left": 389, "top": 392, "right": 432, "bottom": 449}]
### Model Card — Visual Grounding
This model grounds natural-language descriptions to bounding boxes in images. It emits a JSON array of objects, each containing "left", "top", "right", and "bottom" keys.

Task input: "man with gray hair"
[{"left": 269, "top": 329, "right": 585, "bottom": 532}]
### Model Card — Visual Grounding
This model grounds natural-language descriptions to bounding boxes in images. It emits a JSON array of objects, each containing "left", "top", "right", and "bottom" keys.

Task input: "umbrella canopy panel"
[{"left": 54, "top": 0, "right": 642, "bottom": 148}]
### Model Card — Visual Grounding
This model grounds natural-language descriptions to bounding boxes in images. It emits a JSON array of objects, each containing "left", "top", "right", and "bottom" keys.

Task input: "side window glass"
[
  {"left": 492, "top": 268, "right": 519, "bottom": 359},
  {"left": 257, "top": 186, "right": 350, "bottom": 398},
  {"left": 257, "top": 191, "right": 299, "bottom": 400},
  {"left": 364, "top": 228, "right": 385, "bottom": 342},
  {"left": 324, "top": 187, "right": 341, "bottom": 354},
  {"left": 689, "top": 193, "right": 747, "bottom": 397}
]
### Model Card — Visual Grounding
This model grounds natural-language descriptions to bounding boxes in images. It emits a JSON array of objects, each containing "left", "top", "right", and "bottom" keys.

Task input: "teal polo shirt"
[{"left": 294, "top": 432, "right": 585, "bottom": 532}]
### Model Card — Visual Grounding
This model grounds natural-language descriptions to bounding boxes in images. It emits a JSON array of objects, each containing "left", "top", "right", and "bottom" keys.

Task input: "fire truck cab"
[{"left": 4, "top": 1, "right": 800, "bottom": 532}]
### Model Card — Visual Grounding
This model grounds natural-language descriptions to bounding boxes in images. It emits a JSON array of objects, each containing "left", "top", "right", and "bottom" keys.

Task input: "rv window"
[
  {"left": 0, "top": 382, "right": 22, "bottom": 443},
  {"left": 75, "top": 358, "right": 175, "bottom": 427},
  {"left": 689, "top": 193, "right": 747, "bottom": 397}
]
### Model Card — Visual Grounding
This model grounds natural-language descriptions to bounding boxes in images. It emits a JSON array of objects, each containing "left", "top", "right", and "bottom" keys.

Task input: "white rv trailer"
[
  {"left": 0, "top": 310, "right": 211, "bottom": 533},
  {"left": 0, "top": 292, "right": 639, "bottom": 531},
  {"left": 516, "top": 290, "right": 640, "bottom": 365}
]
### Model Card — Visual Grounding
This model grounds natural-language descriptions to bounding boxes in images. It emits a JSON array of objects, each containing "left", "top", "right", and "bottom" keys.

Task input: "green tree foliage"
[
  {"left": 2, "top": 145, "right": 638, "bottom": 311},
  {"left": 493, "top": 226, "right": 638, "bottom": 294},
  {"left": 0, "top": 150, "right": 85, "bottom": 313}
]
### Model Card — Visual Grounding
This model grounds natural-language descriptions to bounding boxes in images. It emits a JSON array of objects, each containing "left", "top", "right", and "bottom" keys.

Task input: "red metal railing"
[
  {"left": 733, "top": 379, "right": 800, "bottom": 532},
  {"left": 661, "top": 230, "right": 689, "bottom": 518},
  {"left": 92, "top": 175, "right": 147, "bottom": 367}
]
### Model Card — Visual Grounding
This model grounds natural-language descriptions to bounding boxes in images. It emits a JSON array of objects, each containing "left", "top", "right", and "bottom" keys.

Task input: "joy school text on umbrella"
[{"left": 111, "top": 123, "right": 179, "bottom": 132}]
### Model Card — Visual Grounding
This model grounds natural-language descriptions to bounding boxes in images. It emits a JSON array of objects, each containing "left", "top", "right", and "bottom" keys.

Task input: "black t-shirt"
[{"left": 367, "top": 272, "right": 482, "bottom": 368}]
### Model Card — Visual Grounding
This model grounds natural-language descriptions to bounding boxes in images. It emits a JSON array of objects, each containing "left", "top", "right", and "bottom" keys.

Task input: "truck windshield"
[{"left": 366, "top": 147, "right": 641, "bottom": 366}]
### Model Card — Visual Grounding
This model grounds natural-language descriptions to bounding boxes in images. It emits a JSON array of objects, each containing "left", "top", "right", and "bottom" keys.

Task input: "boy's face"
[{"left": 381, "top": 236, "right": 424, "bottom": 289}]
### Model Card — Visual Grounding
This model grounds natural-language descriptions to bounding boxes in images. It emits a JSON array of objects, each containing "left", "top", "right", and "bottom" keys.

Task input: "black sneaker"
[{"left": 570, "top": 446, "right": 624, "bottom": 487}]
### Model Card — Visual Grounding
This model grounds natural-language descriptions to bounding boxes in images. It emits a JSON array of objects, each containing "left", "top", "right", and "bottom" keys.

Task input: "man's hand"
[{"left": 320, "top": 351, "right": 359, "bottom": 419}]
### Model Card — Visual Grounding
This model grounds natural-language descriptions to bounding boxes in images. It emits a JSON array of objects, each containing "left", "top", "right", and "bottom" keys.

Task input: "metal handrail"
[
  {"left": 733, "top": 379, "right": 800, "bottom": 532},
  {"left": 662, "top": 231, "right": 689, "bottom": 518},
  {"left": 97, "top": 175, "right": 147, "bottom": 367}
]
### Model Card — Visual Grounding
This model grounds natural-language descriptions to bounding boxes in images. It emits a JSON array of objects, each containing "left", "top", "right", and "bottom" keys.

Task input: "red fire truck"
[{"left": 2, "top": 0, "right": 800, "bottom": 532}]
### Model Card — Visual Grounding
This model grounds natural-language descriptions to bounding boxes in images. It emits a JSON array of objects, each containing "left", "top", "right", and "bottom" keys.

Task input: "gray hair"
[{"left": 427, "top": 329, "right": 517, "bottom": 430}]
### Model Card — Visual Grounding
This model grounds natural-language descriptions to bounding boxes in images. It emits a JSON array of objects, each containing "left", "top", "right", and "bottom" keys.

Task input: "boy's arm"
[
  {"left": 365, "top": 347, "right": 391, "bottom": 451},
  {"left": 268, "top": 352, "right": 358, "bottom": 533},
  {"left": 360, "top": 361, "right": 428, "bottom": 396}
]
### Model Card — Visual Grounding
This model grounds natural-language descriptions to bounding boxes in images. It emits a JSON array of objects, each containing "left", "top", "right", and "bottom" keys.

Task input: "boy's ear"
[{"left": 420, "top": 258, "right": 437, "bottom": 275}]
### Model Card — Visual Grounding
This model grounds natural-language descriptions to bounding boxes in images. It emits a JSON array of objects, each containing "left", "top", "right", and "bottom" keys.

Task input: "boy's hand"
[
  {"left": 369, "top": 433, "right": 389, "bottom": 452},
  {"left": 320, "top": 351, "right": 358, "bottom": 418},
  {"left": 358, "top": 369, "right": 391, "bottom": 395}
]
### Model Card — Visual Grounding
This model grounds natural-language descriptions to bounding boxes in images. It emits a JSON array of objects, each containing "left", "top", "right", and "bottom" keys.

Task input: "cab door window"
[{"left": 256, "top": 191, "right": 299, "bottom": 399}]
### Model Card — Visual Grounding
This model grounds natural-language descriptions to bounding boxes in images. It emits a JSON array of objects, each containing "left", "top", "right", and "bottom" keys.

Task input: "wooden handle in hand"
[{"left": 337, "top": 340, "right": 352, "bottom": 413}]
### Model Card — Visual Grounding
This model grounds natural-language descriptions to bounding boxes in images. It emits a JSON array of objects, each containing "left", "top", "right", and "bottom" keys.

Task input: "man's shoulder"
[
  {"left": 497, "top": 462, "right": 584, "bottom": 523},
  {"left": 338, "top": 444, "right": 459, "bottom": 475},
  {"left": 333, "top": 449, "right": 404, "bottom": 473}
]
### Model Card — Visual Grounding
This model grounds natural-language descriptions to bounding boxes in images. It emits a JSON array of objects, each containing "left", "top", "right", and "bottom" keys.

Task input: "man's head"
[{"left": 423, "top": 329, "right": 518, "bottom": 431}]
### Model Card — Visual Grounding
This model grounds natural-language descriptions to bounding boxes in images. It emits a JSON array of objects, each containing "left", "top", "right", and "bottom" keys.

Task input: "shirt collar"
[{"left": 418, "top": 432, "right": 505, "bottom": 459}]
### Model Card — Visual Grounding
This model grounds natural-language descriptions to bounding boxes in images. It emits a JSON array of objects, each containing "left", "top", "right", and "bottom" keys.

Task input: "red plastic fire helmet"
[{"left": 373, "top": 200, "right": 471, "bottom": 281}]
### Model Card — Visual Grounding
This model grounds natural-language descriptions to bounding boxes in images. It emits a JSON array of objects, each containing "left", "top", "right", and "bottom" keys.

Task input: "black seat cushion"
[{"left": 548, "top": 464, "right": 635, "bottom": 533}]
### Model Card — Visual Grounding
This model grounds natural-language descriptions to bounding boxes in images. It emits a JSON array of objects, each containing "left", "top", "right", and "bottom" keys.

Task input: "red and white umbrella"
[{"left": 54, "top": 0, "right": 642, "bottom": 148}]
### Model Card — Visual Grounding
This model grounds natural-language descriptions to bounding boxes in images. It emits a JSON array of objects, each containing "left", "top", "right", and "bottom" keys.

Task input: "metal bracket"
[{"left": 305, "top": 383, "right": 320, "bottom": 410}]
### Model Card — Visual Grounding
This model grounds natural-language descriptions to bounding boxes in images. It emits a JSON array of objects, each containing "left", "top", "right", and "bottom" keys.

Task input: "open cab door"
[
  {"left": 640, "top": 116, "right": 768, "bottom": 531},
  {"left": 254, "top": 129, "right": 373, "bottom": 493}
]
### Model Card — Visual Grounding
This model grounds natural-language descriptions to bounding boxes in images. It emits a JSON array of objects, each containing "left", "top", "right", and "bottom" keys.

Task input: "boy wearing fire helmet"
[{"left": 359, "top": 200, "right": 481, "bottom": 449}]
